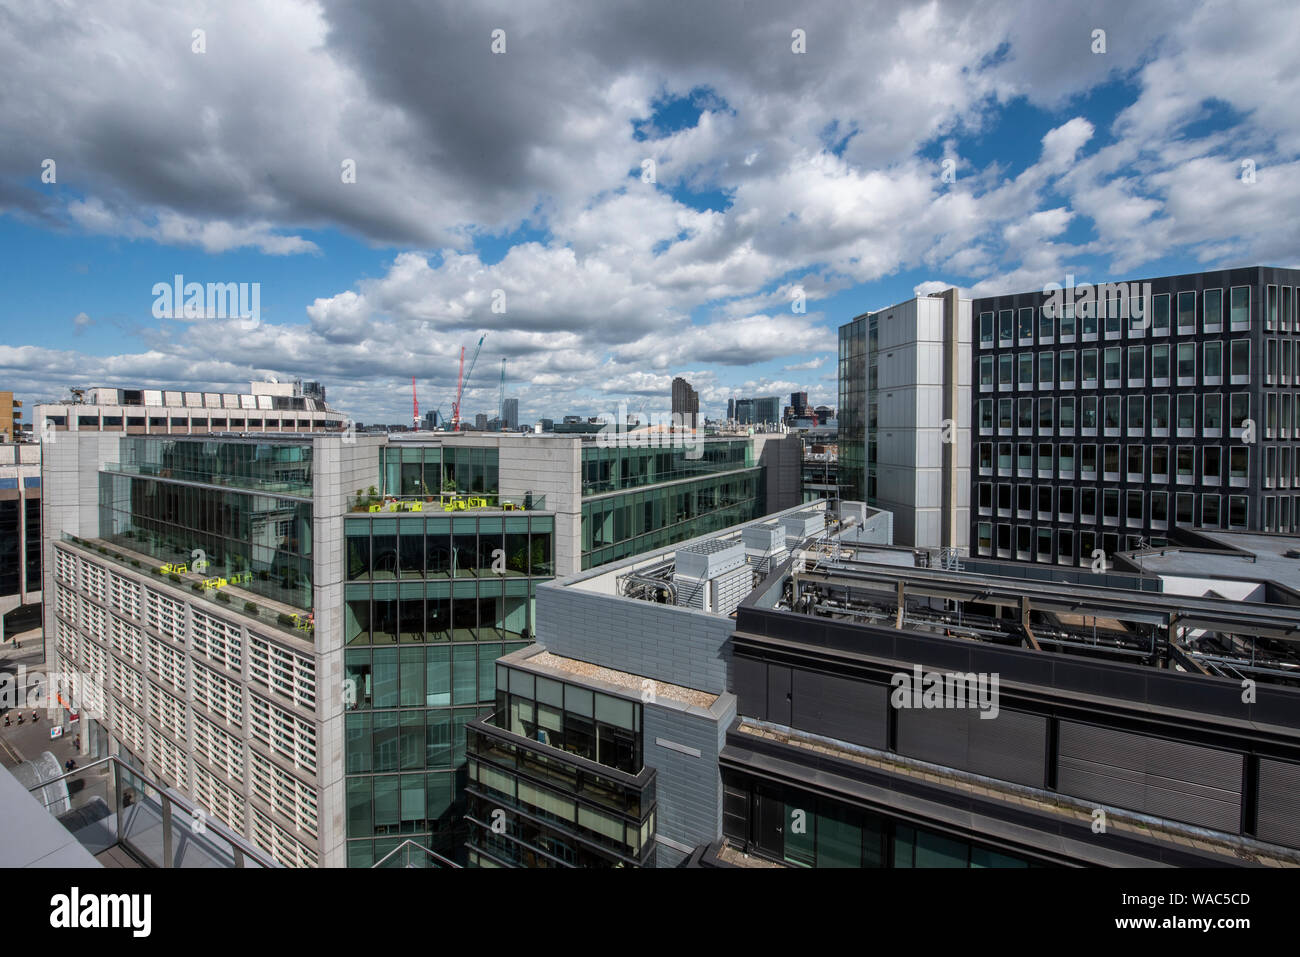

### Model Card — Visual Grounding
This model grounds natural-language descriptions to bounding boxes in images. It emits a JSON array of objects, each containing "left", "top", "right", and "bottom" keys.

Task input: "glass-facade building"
[
  {"left": 837, "top": 312, "right": 873, "bottom": 502},
  {"left": 99, "top": 438, "right": 314, "bottom": 609},
  {"left": 971, "top": 266, "right": 1300, "bottom": 563},
  {"left": 722, "top": 774, "right": 1034, "bottom": 868},
  {"left": 341, "top": 487, "right": 556, "bottom": 865},
  {"left": 580, "top": 440, "right": 764, "bottom": 568},
  {"left": 465, "top": 659, "right": 657, "bottom": 867}
]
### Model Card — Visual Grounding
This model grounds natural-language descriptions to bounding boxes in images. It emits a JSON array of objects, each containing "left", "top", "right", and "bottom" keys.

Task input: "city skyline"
[{"left": 3, "top": 1, "right": 1298, "bottom": 424}]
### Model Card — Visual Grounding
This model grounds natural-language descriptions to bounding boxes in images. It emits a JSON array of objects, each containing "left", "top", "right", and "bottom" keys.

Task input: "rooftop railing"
[
  {"left": 25, "top": 755, "right": 280, "bottom": 868},
  {"left": 371, "top": 839, "right": 462, "bottom": 868}
]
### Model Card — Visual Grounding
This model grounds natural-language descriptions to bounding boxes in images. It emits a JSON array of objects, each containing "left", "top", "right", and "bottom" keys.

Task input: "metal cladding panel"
[
  {"left": 767, "top": 666, "right": 792, "bottom": 726},
  {"left": 1256, "top": 758, "right": 1300, "bottom": 850},
  {"left": 895, "top": 707, "right": 1046, "bottom": 787},
  {"left": 789, "top": 670, "right": 888, "bottom": 750},
  {"left": 1057, "top": 722, "right": 1242, "bottom": 833},
  {"left": 733, "top": 655, "right": 768, "bottom": 719}
]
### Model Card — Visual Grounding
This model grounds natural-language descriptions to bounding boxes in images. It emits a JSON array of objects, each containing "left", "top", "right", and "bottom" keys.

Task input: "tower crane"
[{"left": 450, "top": 333, "right": 486, "bottom": 431}]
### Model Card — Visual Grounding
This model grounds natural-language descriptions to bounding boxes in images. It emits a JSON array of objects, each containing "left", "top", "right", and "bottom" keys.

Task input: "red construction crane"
[
  {"left": 450, "top": 334, "right": 486, "bottom": 431},
  {"left": 412, "top": 376, "right": 419, "bottom": 430}
]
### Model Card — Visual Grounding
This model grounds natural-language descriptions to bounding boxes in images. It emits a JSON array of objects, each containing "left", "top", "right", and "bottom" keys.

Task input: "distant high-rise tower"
[
  {"left": 727, "top": 398, "right": 735, "bottom": 422},
  {"left": 502, "top": 398, "right": 519, "bottom": 431},
  {"left": 790, "top": 391, "right": 808, "bottom": 416},
  {"left": 671, "top": 376, "right": 699, "bottom": 430}
]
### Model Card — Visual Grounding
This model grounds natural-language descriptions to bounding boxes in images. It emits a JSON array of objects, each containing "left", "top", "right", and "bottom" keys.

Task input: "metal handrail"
[
  {"left": 25, "top": 754, "right": 280, "bottom": 868},
  {"left": 371, "top": 839, "right": 462, "bottom": 868}
]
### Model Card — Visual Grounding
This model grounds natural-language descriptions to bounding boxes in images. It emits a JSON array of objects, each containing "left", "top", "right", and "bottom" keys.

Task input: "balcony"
[{"left": 60, "top": 534, "right": 311, "bottom": 641}]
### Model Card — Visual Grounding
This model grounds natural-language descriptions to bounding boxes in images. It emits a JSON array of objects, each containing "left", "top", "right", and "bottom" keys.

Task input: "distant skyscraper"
[
  {"left": 474, "top": 413, "right": 488, "bottom": 430},
  {"left": 734, "top": 396, "right": 780, "bottom": 425},
  {"left": 671, "top": 376, "right": 699, "bottom": 430},
  {"left": 503, "top": 398, "right": 519, "bottom": 431},
  {"left": 791, "top": 391, "right": 808, "bottom": 416},
  {"left": 727, "top": 398, "right": 735, "bottom": 422}
]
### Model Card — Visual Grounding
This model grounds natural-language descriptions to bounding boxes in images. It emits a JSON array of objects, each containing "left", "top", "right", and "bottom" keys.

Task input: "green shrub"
[
  {"left": 276, "top": 612, "right": 294, "bottom": 626},
  {"left": 216, "top": 591, "right": 231, "bottom": 604},
  {"left": 244, "top": 601, "right": 258, "bottom": 614},
  {"left": 191, "top": 582, "right": 203, "bottom": 592},
  {"left": 169, "top": 573, "right": 182, "bottom": 584}
]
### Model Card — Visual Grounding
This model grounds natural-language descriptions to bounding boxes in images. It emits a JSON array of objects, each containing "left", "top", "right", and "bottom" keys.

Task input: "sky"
[{"left": 1, "top": 0, "right": 1298, "bottom": 425}]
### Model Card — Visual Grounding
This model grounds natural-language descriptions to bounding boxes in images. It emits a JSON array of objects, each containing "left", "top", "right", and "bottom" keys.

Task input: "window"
[
  {"left": 1152, "top": 344, "right": 1170, "bottom": 380},
  {"left": 1059, "top": 350, "right": 1076, "bottom": 385},
  {"left": 1038, "top": 352, "right": 1053, "bottom": 386},
  {"left": 1127, "top": 346, "right": 1144, "bottom": 383},
  {"left": 980, "top": 356, "right": 994, "bottom": 388},
  {"left": 1018, "top": 308, "right": 1034, "bottom": 341},
  {"left": 1177, "top": 394, "right": 1195, "bottom": 431},
  {"left": 979, "top": 312, "right": 994, "bottom": 346},
  {"left": 1104, "top": 395, "right": 1121, "bottom": 431},
  {"left": 1054, "top": 302, "right": 1073, "bottom": 340},
  {"left": 1127, "top": 445, "right": 1144, "bottom": 479},
  {"left": 1230, "top": 447, "right": 1248, "bottom": 480},
  {"left": 1230, "top": 393, "right": 1249, "bottom": 430},
  {"left": 1204, "top": 341, "right": 1222, "bottom": 381},
  {"left": 1018, "top": 353, "right": 1033, "bottom": 388},
  {"left": 1152, "top": 446, "right": 1169, "bottom": 479},
  {"left": 1038, "top": 308, "right": 1054, "bottom": 342},
  {"left": 1177, "top": 447, "right": 1194, "bottom": 479},
  {"left": 1177, "top": 291, "right": 1196, "bottom": 332},
  {"left": 1152, "top": 492, "right": 1168, "bottom": 525},
  {"left": 1152, "top": 293, "right": 1170, "bottom": 335},
  {"left": 1038, "top": 397, "right": 1053, "bottom": 432},
  {"left": 1104, "top": 444, "right": 1120, "bottom": 478},
  {"left": 1203, "top": 446, "right": 1221, "bottom": 482},
  {"left": 1059, "top": 397, "right": 1075, "bottom": 431},
  {"left": 1203, "top": 288, "right": 1222, "bottom": 331},
  {"left": 998, "top": 355, "right": 1013, "bottom": 387},
  {"left": 998, "top": 399, "right": 1013, "bottom": 430},
  {"left": 1018, "top": 398, "right": 1033, "bottom": 432},
  {"left": 1059, "top": 445, "right": 1075, "bottom": 476},
  {"left": 1152, "top": 395, "right": 1169, "bottom": 432},
  {"left": 1103, "top": 347, "right": 1121, "bottom": 383},
  {"left": 1229, "top": 286, "right": 1250, "bottom": 328},
  {"left": 1082, "top": 349, "right": 1098, "bottom": 383},
  {"left": 1176, "top": 342, "right": 1195, "bottom": 380},
  {"left": 1203, "top": 393, "right": 1222, "bottom": 433},
  {"left": 1127, "top": 396, "right": 1144, "bottom": 433},
  {"left": 999, "top": 309, "right": 1014, "bottom": 341},
  {"left": 979, "top": 399, "right": 993, "bottom": 431},
  {"left": 1081, "top": 396, "right": 1098, "bottom": 431},
  {"left": 1230, "top": 340, "right": 1250, "bottom": 380},
  {"left": 1059, "top": 486, "right": 1075, "bottom": 518}
]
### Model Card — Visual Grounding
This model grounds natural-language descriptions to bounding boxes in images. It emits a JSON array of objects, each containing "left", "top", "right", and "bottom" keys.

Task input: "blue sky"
[{"left": 1, "top": 0, "right": 1297, "bottom": 424}]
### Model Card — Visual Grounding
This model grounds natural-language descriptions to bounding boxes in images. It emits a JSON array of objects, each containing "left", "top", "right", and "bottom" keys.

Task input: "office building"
[
  {"left": 0, "top": 391, "right": 23, "bottom": 442},
  {"left": 475, "top": 496, "right": 1300, "bottom": 868},
  {"left": 465, "top": 500, "right": 891, "bottom": 867},
  {"left": 971, "top": 265, "right": 1300, "bottom": 564},
  {"left": 671, "top": 377, "right": 700, "bottom": 431},
  {"left": 33, "top": 380, "right": 348, "bottom": 437},
  {"left": 0, "top": 442, "right": 41, "bottom": 642},
  {"left": 733, "top": 396, "right": 781, "bottom": 427},
  {"left": 502, "top": 398, "right": 519, "bottom": 432},
  {"left": 838, "top": 289, "right": 970, "bottom": 550},
  {"left": 42, "top": 422, "right": 801, "bottom": 866},
  {"left": 790, "top": 392, "right": 808, "bottom": 417}
]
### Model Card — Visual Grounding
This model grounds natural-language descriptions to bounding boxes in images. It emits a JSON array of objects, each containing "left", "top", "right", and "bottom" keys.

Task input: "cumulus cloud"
[{"left": 3, "top": 0, "right": 1299, "bottom": 419}]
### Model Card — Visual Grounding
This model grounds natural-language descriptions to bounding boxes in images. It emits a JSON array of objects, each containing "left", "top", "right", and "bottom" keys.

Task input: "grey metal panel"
[
  {"left": 767, "top": 666, "right": 791, "bottom": 726},
  {"left": 1057, "top": 722, "right": 1242, "bottom": 832},
  {"left": 789, "top": 670, "right": 887, "bottom": 749},
  {"left": 896, "top": 707, "right": 1046, "bottom": 787},
  {"left": 733, "top": 655, "right": 767, "bottom": 720},
  {"left": 1256, "top": 758, "right": 1300, "bottom": 849}
]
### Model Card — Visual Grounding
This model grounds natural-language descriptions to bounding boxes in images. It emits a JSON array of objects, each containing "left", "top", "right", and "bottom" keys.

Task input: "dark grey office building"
[
  {"left": 971, "top": 265, "right": 1300, "bottom": 565},
  {"left": 671, "top": 377, "right": 699, "bottom": 431}
]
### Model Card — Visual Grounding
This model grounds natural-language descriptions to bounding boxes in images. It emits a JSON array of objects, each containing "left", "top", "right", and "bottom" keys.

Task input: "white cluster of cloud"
[{"left": 1, "top": 0, "right": 1298, "bottom": 420}]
